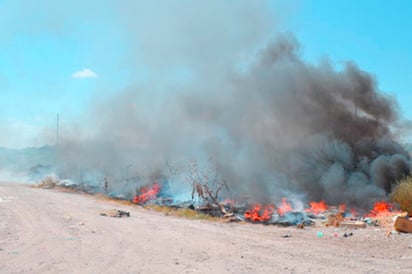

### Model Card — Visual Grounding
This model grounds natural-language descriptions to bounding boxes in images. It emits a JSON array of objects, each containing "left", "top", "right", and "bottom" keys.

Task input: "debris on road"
[
  {"left": 326, "top": 212, "right": 344, "bottom": 227},
  {"left": 343, "top": 232, "right": 353, "bottom": 238},
  {"left": 100, "top": 209, "right": 130, "bottom": 218},
  {"left": 339, "top": 221, "right": 367, "bottom": 229},
  {"left": 394, "top": 217, "right": 412, "bottom": 233}
]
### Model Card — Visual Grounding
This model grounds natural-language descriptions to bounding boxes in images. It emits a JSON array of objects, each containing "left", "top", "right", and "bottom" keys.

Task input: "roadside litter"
[{"left": 100, "top": 209, "right": 130, "bottom": 218}]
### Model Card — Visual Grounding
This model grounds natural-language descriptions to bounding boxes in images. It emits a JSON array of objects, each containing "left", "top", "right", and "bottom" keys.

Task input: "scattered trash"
[
  {"left": 326, "top": 212, "right": 344, "bottom": 227},
  {"left": 281, "top": 234, "right": 292, "bottom": 238},
  {"left": 339, "top": 221, "right": 366, "bottom": 229},
  {"left": 343, "top": 232, "right": 353, "bottom": 238},
  {"left": 394, "top": 217, "right": 412, "bottom": 233},
  {"left": 78, "top": 222, "right": 85, "bottom": 226},
  {"left": 317, "top": 231, "right": 324, "bottom": 238},
  {"left": 365, "top": 218, "right": 380, "bottom": 226},
  {"left": 364, "top": 217, "right": 374, "bottom": 225},
  {"left": 100, "top": 209, "right": 130, "bottom": 218},
  {"left": 296, "top": 223, "right": 304, "bottom": 229}
]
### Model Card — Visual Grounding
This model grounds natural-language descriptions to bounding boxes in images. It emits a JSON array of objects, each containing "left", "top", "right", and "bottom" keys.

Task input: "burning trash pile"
[
  {"left": 35, "top": 168, "right": 412, "bottom": 234},
  {"left": 38, "top": 36, "right": 412, "bottom": 234},
  {"left": 240, "top": 199, "right": 412, "bottom": 233},
  {"left": 115, "top": 178, "right": 410, "bottom": 232}
]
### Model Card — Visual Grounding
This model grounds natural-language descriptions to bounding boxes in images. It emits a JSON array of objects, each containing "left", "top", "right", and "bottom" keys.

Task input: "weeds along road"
[{"left": 1, "top": 182, "right": 412, "bottom": 274}]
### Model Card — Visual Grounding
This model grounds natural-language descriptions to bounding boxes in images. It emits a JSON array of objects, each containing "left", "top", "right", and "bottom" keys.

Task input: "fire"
[
  {"left": 277, "top": 198, "right": 293, "bottom": 216},
  {"left": 133, "top": 183, "right": 161, "bottom": 204},
  {"left": 244, "top": 204, "right": 275, "bottom": 222},
  {"left": 350, "top": 208, "right": 359, "bottom": 218},
  {"left": 244, "top": 198, "right": 294, "bottom": 222},
  {"left": 366, "top": 201, "right": 400, "bottom": 217},
  {"left": 305, "top": 200, "right": 328, "bottom": 215}
]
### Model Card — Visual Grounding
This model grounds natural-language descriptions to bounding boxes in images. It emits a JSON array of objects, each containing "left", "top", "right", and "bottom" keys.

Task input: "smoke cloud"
[{"left": 51, "top": 3, "right": 410, "bottom": 209}]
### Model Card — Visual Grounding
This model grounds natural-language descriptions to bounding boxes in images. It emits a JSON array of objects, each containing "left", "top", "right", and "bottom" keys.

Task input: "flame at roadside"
[
  {"left": 244, "top": 204, "right": 275, "bottom": 222},
  {"left": 133, "top": 183, "right": 161, "bottom": 204},
  {"left": 305, "top": 200, "right": 328, "bottom": 215},
  {"left": 366, "top": 201, "right": 401, "bottom": 218},
  {"left": 277, "top": 198, "right": 293, "bottom": 215}
]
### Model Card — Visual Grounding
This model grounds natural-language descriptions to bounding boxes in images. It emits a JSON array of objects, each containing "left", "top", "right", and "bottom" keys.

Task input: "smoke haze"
[{"left": 25, "top": 1, "right": 408, "bottom": 208}]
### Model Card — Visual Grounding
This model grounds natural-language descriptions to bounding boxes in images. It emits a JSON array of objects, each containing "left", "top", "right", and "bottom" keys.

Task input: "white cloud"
[{"left": 72, "top": 68, "right": 98, "bottom": 78}]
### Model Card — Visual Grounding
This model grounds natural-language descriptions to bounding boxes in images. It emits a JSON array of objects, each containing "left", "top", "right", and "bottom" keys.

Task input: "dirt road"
[{"left": 1, "top": 182, "right": 412, "bottom": 273}]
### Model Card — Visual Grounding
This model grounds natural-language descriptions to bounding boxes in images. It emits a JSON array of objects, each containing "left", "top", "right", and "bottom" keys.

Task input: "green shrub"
[{"left": 390, "top": 176, "right": 412, "bottom": 215}]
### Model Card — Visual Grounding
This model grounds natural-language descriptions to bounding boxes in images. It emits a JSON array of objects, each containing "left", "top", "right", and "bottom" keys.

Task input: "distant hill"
[{"left": 0, "top": 146, "right": 56, "bottom": 174}]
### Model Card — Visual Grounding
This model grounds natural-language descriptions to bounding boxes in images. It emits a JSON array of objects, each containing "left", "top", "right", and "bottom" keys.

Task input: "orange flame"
[
  {"left": 305, "top": 200, "right": 328, "bottom": 215},
  {"left": 366, "top": 201, "right": 400, "bottom": 217},
  {"left": 244, "top": 204, "right": 275, "bottom": 222},
  {"left": 277, "top": 198, "right": 293, "bottom": 216},
  {"left": 350, "top": 208, "right": 359, "bottom": 218},
  {"left": 133, "top": 183, "right": 161, "bottom": 204}
]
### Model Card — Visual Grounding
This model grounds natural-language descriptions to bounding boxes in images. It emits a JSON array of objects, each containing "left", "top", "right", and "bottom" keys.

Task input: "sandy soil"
[{"left": 1, "top": 182, "right": 412, "bottom": 274}]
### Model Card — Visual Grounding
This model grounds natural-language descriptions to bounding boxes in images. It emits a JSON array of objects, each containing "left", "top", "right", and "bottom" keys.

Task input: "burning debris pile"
[
  {"left": 101, "top": 178, "right": 407, "bottom": 230},
  {"left": 36, "top": 171, "right": 412, "bottom": 235},
  {"left": 45, "top": 35, "right": 412, "bottom": 233}
]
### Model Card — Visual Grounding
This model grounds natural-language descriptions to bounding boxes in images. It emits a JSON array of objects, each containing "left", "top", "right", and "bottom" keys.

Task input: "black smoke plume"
[{"left": 56, "top": 35, "right": 410, "bottom": 209}]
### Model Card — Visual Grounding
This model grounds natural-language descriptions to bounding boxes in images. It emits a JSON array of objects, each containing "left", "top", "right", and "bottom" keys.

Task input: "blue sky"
[
  {"left": 0, "top": 0, "right": 411, "bottom": 148},
  {"left": 288, "top": 0, "right": 412, "bottom": 115}
]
